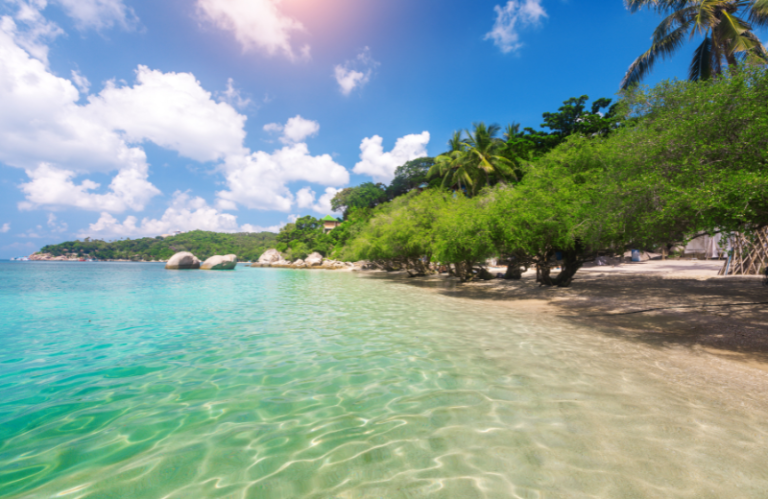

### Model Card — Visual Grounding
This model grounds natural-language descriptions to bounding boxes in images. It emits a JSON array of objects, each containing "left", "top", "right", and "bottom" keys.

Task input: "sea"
[{"left": 1, "top": 261, "right": 768, "bottom": 498}]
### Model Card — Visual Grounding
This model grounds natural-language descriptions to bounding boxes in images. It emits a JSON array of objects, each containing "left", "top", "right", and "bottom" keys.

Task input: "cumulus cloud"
[
  {"left": 87, "top": 65, "right": 248, "bottom": 163},
  {"left": 353, "top": 132, "right": 430, "bottom": 183},
  {"left": 485, "top": 0, "right": 546, "bottom": 54},
  {"left": 1, "top": 223, "right": 9, "bottom": 233},
  {"left": 0, "top": 28, "right": 247, "bottom": 212},
  {"left": 217, "top": 142, "right": 349, "bottom": 212},
  {"left": 334, "top": 47, "right": 378, "bottom": 96},
  {"left": 18, "top": 162, "right": 160, "bottom": 212},
  {"left": 196, "top": 0, "right": 309, "bottom": 61},
  {"left": 81, "top": 191, "right": 249, "bottom": 238},
  {"left": 264, "top": 115, "right": 320, "bottom": 144},
  {"left": 295, "top": 186, "right": 340, "bottom": 214}
]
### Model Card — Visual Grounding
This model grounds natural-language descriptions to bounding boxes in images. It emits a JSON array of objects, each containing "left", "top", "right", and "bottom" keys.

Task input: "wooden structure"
[
  {"left": 719, "top": 227, "right": 768, "bottom": 276},
  {"left": 322, "top": 215, "right": 341, "bottom": 234}
]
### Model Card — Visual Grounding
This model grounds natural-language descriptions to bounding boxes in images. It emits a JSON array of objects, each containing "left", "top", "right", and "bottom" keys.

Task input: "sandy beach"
[{"left": 382, "top": 260, "right": 768, "bottom": 370}]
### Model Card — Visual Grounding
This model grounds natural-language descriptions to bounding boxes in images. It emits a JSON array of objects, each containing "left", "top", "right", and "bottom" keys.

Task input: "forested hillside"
[{"left": 38, "top": 231, "right": 277, "bottom": 262}]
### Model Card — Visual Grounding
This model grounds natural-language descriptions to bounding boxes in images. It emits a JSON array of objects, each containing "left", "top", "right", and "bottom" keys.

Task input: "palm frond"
[
  {"left": 625, "top": 0, "right": 694, "bottom": 15},
  {"left": 652, "top": 6, "right": 696, "bottom": 42},
  {"left": 689, "top": 35, "right": 713, "bottom": 81},
  {"left": 750, "top": 0, "right": 768, "bottom": 27},
  {"left": 621, "top": 22, "right": 689, "bottom": 88}
]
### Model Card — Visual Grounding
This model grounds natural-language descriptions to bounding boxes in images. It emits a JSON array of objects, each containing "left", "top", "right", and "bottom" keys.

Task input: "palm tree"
[
  {"left": 621, "top": 0, "right": 768, "bottom": 89},
  {"left": 463, "top": 122, "right": 516, "bottom": 195},
  {"left": 428, "top": 132, "right": 473, "bottom": 193}
]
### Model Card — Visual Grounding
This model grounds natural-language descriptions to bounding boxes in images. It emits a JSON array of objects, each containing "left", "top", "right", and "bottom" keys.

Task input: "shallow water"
[{"left": 1, "top": 262, "right": 767, "bottom": 498}]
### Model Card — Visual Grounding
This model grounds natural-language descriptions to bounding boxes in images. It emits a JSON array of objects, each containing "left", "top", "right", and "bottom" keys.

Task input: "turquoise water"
[{"left": 1, "top": 262, "right": 768, "bottom": 498}]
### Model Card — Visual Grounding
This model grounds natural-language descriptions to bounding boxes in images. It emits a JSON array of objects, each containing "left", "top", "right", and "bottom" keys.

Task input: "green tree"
[
  {"left": 428, "top": 132, "right": 472, "bottom": 192},
  {"left": 386, "top": 157, "right": 435, "bottom": 198},
  {"left": 622, "top": 0, "right": 768, "bottom": 89},
  {"left": 331, "top": 182, "right": 388, "bottom": 219},
  {"left": 463, "top": 122, "right": 516, "bottom": 194}
]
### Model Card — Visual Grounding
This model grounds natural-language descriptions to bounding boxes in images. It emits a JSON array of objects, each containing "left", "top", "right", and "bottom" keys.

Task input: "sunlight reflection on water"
[{"left": 1, "top": 262, "right": 767, "bottom": 498}]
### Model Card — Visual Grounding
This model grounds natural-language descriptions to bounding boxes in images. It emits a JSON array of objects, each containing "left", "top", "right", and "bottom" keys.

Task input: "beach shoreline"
[{"left": 367, "top": 260, "right": 768, "bottom": 371}]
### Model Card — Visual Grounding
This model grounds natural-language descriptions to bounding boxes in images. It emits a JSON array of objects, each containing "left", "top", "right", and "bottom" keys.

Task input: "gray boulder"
[
  {"left": 258, "top": 249, "right": 284, "bottom": 264},
  {"left": 201, "top": 254, "right": 237, "bottom": 270},
  {"left": 306, "top": 252, "right": 323, "bottom": 267},
  {"left": 165, "top": 252, "right": 201, "bottom": 270}
]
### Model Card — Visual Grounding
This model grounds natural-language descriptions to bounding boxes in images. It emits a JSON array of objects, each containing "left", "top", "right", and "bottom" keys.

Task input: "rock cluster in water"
[
  {"left": 250, "top": 249, "right": 369, "bottom": 271},
  {"left": 165, "top": 252, "right": 237, "bottom": 270}
]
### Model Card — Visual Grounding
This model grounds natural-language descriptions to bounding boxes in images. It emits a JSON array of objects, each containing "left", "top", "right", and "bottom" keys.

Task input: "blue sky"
[{"left": 0, "top": 0, "right": 764, "bottom": 258}]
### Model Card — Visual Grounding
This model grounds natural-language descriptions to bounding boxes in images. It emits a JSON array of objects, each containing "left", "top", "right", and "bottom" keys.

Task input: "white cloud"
[
  {"left": 87, "top": 65, "right": 248, "bottom": 163},
  {"left": 295, "top": 186, "right": 341, "bottom": 215},
  {"left": 0, "top": 223, "right": 9, "bottom": 233},
  {"left": 353, "top": 132, "right": 430, "bottom": 183},
  {"left": 18, "top": 162, "right": 160, "bottom": 212},
  {"left": 0, "top": 28, "right": 251, "bottom": 212},
  {"left": 52, "top": 0, "right": 138, "bottom": 31},
  {"left": 334, "top": 47, "right": 378, "bottom": 96},
  {"left": 71, "top": 69, "right": 90, "bottom": 94},
  {"left": 263, "top": 115, "right": 320, "bottom": 144},
  {"left": 485, "top": 0, "right": 546, "bottom": 54},
  {"left": 217, "top": 142, "right": 350, "bottom": 212},
  {"left": 218, "top": 77, "right": 251, "bottom": 109},
  {"left": 1, "top": 1, "right": 64, "bottom": 64},
  {"left": 0, "top": 0, "right": 136, "bottom": 66},
  {"left": 81, "top": 191, "right": 249, "bottom": 238},
  {"left": 196, "top": 0, "right": 309, "bottom": 61}
]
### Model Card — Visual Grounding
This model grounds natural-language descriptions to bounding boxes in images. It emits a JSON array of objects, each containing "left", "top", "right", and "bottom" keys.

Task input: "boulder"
[
  {"left": 306, "top": 252, "right": 324, "bottom": 267},
  {"left": 258, "top": 249, "right": 284, "bottom": 264},
  {"left": 201, "top": 254, "right": 237, "bottom": 270},
  {"left": 165, "top": 252, "right": 201, "bottom": 270}
]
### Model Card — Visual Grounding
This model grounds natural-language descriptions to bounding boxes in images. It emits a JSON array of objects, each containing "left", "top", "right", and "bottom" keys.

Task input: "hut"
[{"left": 322, "top": 215, "right": 341, "bottom": 234}]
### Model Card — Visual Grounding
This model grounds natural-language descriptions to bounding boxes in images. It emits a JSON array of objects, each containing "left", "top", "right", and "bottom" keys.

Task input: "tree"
[
  {"left": 387, "top": 157, "right": 435, "bottom": 198},
  {"left": 331, "top": 182, "right": 388, "bottom": 219},
  {"left": 428, "top": 132, "right": 472, "bottom": 193},
  {"left": 621, "top": 0, "right": 768, "bottom": 89},
  {"left": 463, "top": 122, "right": 517, "bottom": 194}
]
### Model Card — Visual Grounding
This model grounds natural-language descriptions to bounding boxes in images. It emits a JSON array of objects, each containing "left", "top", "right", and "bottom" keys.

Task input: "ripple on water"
[{"left": 1, "top": 263, "right": 768, "bottom": 498}]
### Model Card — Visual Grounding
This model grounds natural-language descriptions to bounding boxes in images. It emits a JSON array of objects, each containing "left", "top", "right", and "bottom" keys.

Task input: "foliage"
[
  {"left": 275, "top": 216, "right": 334, "bottom": 260},
  {"left": 340, "top": 68, "right": 768, "bottom": 286},
  {"left": 386, "top": 157, "right": 437, "bottom": 198},
  {"left": 39, "top": 231, "right": 277, "bottom": 262},
  {"left": 622, "top": 0, "right": 768, "bottom": 88},
  {"left": 331, "top": 182, "right": 388, "bottom": 219}
]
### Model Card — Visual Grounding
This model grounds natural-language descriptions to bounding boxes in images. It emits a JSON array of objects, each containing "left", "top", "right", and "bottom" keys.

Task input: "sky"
[{"left": 0, "top": 0, "right": 765, "bottom": 258}]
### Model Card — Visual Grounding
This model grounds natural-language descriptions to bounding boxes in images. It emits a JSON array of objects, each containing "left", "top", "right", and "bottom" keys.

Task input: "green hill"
[{"left": 38, "top": 230, "right": 277, "bottom": 262}]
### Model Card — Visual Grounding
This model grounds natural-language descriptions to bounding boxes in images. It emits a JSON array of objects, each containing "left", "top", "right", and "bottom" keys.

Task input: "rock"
[
  {"left": 201, "top": 254, "right": 237, "bottom": 270},
  {"left": 306, "top": 252, "right": 324, "bottom": 267},
  {"left": 165, "top": 252, "right": 201, "bottom": 270},
  {"left": 258, "top": 249, "right": 284, "bottom": 264}
]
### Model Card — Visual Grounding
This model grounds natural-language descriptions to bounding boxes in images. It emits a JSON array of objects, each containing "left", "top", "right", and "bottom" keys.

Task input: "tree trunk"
[
  {"left": 538, "top": 248, "right": 582, "bottom": 288},
  {"left": 504, "top": 264, "right": 522, "bottom": 279}
]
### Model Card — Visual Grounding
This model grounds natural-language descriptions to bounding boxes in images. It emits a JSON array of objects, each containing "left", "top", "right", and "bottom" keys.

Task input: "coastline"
[{"left": 369, "top": 260, "right": 768, "bottom": 371}]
